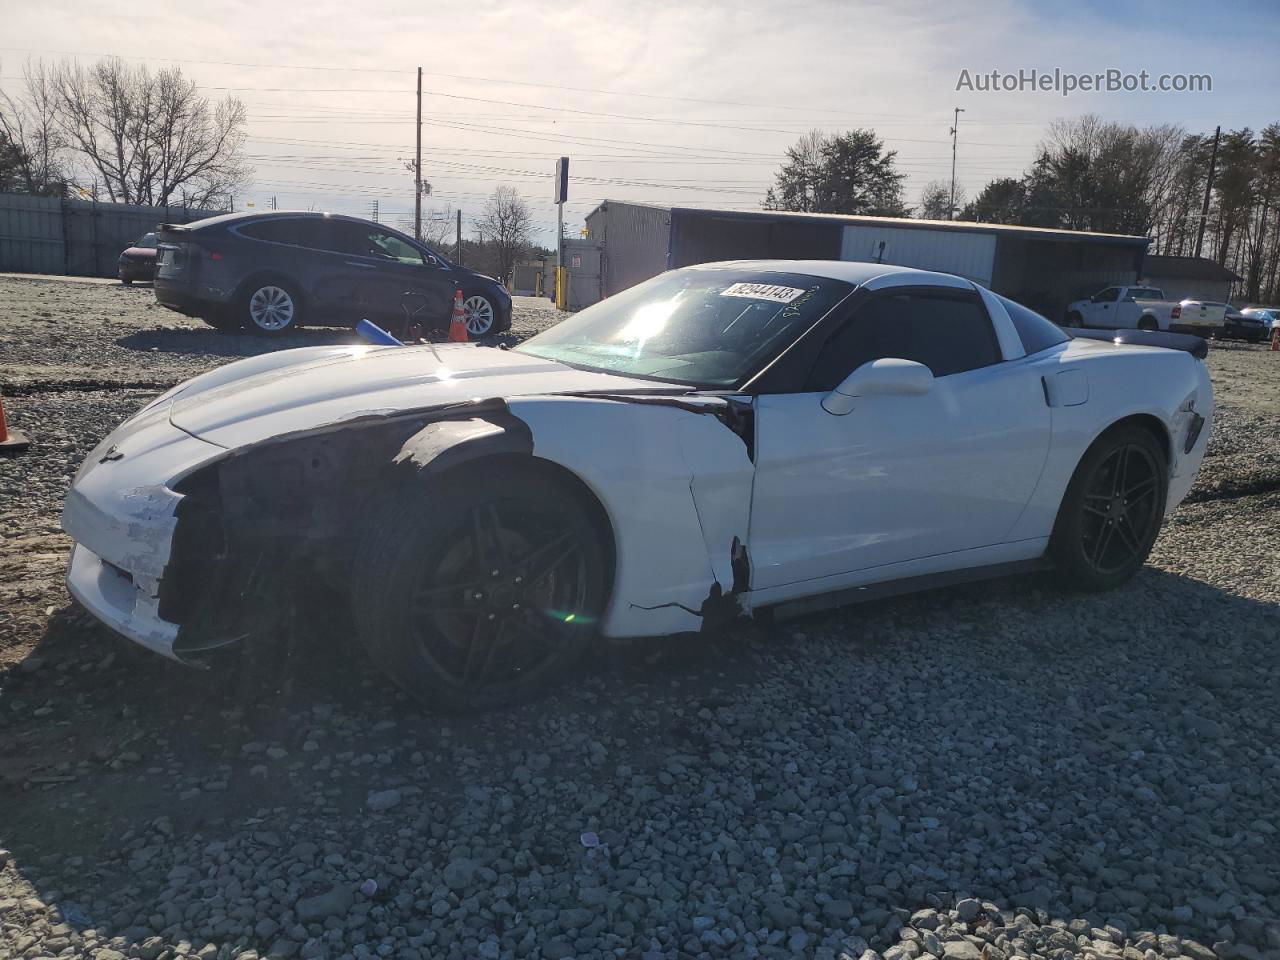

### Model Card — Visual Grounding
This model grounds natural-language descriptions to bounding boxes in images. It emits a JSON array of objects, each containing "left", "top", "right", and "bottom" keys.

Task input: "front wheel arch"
[
  {"left": 397, "top": 452, "right": 617, "bottom": 594},
  {"left": 351, "top": 452, "right": 617, "bottom": 710}
]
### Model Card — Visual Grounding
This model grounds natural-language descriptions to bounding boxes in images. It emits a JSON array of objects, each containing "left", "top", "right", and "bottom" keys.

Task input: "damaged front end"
[
  {"left": 161, "top": 401, "right": 530, "bottom": 659},
  {"left": 67, "top": 381, "right": 763, "bottom": 664}
]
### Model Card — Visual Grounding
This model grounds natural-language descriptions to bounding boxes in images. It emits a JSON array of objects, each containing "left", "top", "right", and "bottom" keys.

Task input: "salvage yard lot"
[{"left": 1, "top": 273, "right": 1279, "bottom": 960}]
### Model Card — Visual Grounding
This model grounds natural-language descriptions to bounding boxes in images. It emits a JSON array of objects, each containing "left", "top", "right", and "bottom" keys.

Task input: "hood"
[{"left": 166, "top": 343, "right": 661, "bottom": 447}]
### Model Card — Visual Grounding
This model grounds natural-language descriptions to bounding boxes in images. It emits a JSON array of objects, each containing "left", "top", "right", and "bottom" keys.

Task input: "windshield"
[{"left": 516, "top": 268, "right": 852, "bottom": 387}]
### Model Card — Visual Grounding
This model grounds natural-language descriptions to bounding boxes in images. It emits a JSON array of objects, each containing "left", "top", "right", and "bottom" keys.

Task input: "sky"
[{"left": 2, "top": 0, "right": 1278, "bottom": 247}]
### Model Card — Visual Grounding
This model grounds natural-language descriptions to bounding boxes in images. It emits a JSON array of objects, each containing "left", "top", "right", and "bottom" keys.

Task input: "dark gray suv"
[{"left": 154, "top": 212, "right": 512, "bottom": 338}]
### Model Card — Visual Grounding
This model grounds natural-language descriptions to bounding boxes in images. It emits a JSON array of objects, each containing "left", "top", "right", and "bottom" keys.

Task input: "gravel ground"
[{"left": 1, "top": 276, "right": 1278, "bottom": 960}]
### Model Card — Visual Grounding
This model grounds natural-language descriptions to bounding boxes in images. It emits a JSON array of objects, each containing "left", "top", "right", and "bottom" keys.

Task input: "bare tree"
[
  {"left": 50, "top": 57, "right": 249, "bottom": 207},
  {"left": 422, "top": 203, "right": 455, "bottom": 248},
  {"left": 918, "top": 179, "right": 964, "bottom": 220},
  {"left": 0, "top": 59, "right": 68, "bottom": 195},
  {"left": 475, "top": 187, "right": 531, "bottom": 283}
]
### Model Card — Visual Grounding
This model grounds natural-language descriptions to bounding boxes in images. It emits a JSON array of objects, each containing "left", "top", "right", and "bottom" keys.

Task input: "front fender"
[{"left": 391, "top": 405, "right": 533, "bottom": 480}]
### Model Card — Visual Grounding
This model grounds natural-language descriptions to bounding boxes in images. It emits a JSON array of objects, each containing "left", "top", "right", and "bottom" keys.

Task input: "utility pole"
[
  {"left": 949, "top": 107, "right": 965, "bottom": 221},
  {"left": 455, "top": 208, "right": 462, "bottom": 264},
  {"left": 414, "top": 66, "right": 423, "bottom": 242},
  {"left": 554, "top": 157, "right": 569, "bottom": 309},
  {"left": 1194, "top": 125, "right": 1221, "bottom": 260}
]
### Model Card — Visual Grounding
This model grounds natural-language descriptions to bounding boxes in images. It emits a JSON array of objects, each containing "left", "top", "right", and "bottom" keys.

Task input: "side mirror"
[{"left": 822, "top": 358, "right": 933, "bottom": 416}]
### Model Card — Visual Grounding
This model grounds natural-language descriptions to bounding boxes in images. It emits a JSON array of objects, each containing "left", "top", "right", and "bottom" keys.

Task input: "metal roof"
[
  {"left": 588, "top": 200, "right": 1151, "bottom": 248},
  {"left": 682, "top": 259, "right": 969, "bottom": 287},
  {"left": 1143, "top": 255, "right": 1242, "bottom": 282}
]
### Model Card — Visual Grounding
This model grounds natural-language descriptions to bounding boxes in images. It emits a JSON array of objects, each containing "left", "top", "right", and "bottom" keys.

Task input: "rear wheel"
[
  {"left": 1050, "top": 425, "right": 1168, "bottom": 591},
  {"left": 241, "top": 280, "right": 301, "bottom": 335},
  {"left": 1066, "top": 311, "right": 1083, "bottom": 326},
  {"left": 1138, "top": 316, "right": 1159, "bottom": 332},
  {"left": 351, "top": 469, "right": 609, "bottom": 711}
]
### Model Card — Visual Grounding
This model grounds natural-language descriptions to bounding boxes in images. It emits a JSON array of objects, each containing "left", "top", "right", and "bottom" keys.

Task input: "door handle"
[{"left": 344, "top": 261, "right": 376, "bottom": 268}]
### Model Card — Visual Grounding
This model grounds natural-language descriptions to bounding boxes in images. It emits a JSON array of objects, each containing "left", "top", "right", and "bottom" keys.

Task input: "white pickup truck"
[{"left": 1066, "top": 285, "right": 1226, "bottom": 335}]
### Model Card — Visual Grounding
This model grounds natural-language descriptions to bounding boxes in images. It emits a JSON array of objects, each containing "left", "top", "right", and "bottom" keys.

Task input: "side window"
[
  {"left": 806, "top": 293, "right": 1000, "bottom": 391},
  {"left": 332, "top": 223, "right": 425, "bottom": 265},
  {"left": 1093, "top": 287, "right": 1120, "bottom": 303},
  {"left": 239, "top": 218, "right": 309, "bottom": 246},
  {"left": 906, "top": 295, "right": 1002, "bottom": 376},
  {"left": 370, "top": 230, "right": 426, "bottom": 265},
  {"left": 995, "top": 294, "right": 1069, "bottom": 355}
]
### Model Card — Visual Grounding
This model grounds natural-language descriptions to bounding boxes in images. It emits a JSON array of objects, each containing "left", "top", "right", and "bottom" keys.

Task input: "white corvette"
[{"left": 63, "top": 261, "right": 1213, "bottom": 709}]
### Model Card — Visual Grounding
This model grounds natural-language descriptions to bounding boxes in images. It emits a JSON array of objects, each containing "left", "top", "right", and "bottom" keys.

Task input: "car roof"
[
  {"left": 681, "top": 259, "right": 975, "bottom": 288},
  {"left": 167, "top": 210, "right": 385, "bottom": 231}
]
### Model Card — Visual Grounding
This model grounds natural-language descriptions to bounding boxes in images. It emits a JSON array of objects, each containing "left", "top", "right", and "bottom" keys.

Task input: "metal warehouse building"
[{"left": 581, "top": 200, "right": 1151, "bottom": 319}]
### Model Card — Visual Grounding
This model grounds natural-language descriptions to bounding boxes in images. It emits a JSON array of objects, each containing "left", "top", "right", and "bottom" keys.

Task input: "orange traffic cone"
[
  {"left": 448, "top": 289, "right": 469, "bottom": 343},
  {"left": 0, "top": 395, "right": 30, "bottom": 454},
  {"left": 1271, "top": 327, "right": 1279, "bottom": 352}
]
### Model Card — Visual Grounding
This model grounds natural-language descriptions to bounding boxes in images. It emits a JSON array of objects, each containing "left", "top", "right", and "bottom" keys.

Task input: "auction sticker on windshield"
[{"left": 719, "top": 282, "right": 806, "bottom": 303}]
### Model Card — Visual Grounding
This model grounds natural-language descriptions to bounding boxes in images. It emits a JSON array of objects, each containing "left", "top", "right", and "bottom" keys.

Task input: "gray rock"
[
  {"left": 956, "top": 899, "right": 982, "bottom": 922},
  {"left": 365, "top": 789, "right": 401, "bottom": 812},
  {"left": 943, "top": 942, "right": 983, "bottom": 960},
  {"left": 295, "top": 884, "right": 353, "bottom": 922}
]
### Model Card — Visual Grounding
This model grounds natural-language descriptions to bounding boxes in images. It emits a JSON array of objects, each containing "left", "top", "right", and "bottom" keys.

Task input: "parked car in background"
[
  {"left": 1241, "top": 306, "right": 1280, "bottom": 334},
  {"left": 154, "top": 212, "right": 512, "bottom": 337},
  {"left": 1065, "top": 285, "right": 1226, "bottom": 336},
  {"left": 118, "top": 232, "right": 159, "bottom": 284},
  {"left": 64, "top": 261, "right": 1213, "bottom": 709},
  {"left": 1213, "top": 303, "right": 1268, "bottom": 343}
]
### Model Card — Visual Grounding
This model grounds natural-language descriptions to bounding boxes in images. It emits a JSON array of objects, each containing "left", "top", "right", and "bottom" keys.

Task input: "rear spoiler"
[
  {"left": 156, "top": 223, "right": 194, "bottom": 243},
  {"left": 1063, "top": 327, "right": 1209, "bottom": 360}
]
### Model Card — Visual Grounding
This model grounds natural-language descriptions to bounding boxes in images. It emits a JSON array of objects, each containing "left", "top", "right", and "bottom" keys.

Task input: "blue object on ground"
[{"left": 356, "top": 318, "right": 403, "bottom": 346}]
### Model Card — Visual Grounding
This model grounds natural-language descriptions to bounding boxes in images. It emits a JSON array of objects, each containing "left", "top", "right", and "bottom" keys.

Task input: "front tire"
[
  {"left": 461, "top": 293, "right": 497, "bottom": 339},
  {"left": 241, "top": 280, "right": 301, "bottom": 335},
  {"left": 1050, "top": 425, "right": 1168, "bottom": 591},
  {"left": 350, "top": 468, "right": 609, "bottom": 711}
]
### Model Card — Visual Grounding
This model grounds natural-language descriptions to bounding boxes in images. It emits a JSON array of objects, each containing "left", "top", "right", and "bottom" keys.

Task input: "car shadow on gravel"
[
  {"left": 1, "top": 567, "right": 1277, "bottom": 957},
  {"left": 115, "top": 327, "right": 364, "bottom": 359}
]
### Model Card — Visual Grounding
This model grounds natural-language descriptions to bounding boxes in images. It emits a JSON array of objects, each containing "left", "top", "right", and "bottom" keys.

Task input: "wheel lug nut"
[
  {"left": 512, "top": 603, "right": 520, "bottom": 610},
  {"left": 491, "top": 569, "right": 500, "bottom": 577},
  {"left": 514, "top": 576, "right": 522, "bottom": 584}
]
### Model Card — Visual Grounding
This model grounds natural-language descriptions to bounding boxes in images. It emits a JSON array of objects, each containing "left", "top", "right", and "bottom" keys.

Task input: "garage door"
[{"left": 840, "top": 225, "right": 996, "bottom": 285}]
